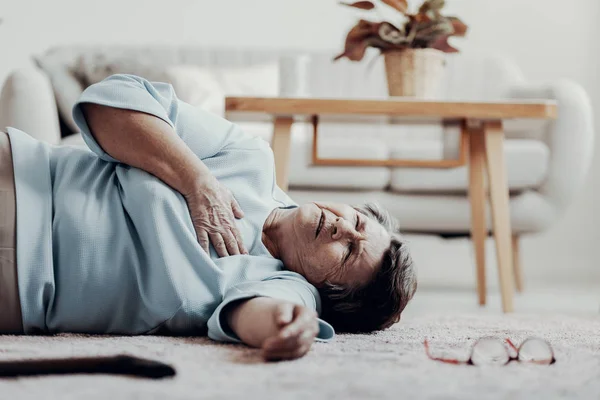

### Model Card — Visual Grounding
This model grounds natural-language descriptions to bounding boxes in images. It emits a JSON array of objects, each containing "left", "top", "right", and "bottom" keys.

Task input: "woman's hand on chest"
[{"left": 184, "top": 175, "right": 248, "bottom": 257}]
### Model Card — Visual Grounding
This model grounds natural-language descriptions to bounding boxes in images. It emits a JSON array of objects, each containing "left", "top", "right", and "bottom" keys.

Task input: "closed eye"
[
  {"left": 344, "top": 242, "right": 354, "bottom": 264},
  {"left": 343, "top": 214, "right": 362, "bottom": 264}
]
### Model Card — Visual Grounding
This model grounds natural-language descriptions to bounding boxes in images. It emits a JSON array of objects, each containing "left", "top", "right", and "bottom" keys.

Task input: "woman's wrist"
[
  {"left": 178, "top": 162, "right": 217, "bottom": 198},
  {"left": 227, "top": 298, "right": 281, "bottom": 348},
  {"left": 163, "top": 150, "right": 210, "bottom": 196}
]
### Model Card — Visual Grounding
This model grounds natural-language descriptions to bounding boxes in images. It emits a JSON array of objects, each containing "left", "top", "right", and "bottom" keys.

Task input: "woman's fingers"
[
  {"left": 185, "top": 180, "right": 247, "bottom": 258},
  {"left": 262, "top": 337, "right": 293, "bottom": 361},
  {"left": 280, "top": 306, "right": 318, "bottom": 338},
  {"left": 262, "top": 305, "right": 318, "bottom": 361},
  {"left": 293, "top": 343, "right": 312, "bottom": 359},
  {"left": 197, "top": 230, "right": 210, "bottom": 254},
  {"left": 263, "top": 336, "right": 299, "bottom": 360},
  {"left": 274, "top": 303, "right": 294, "bottom": 326},
  {"left": 201, "top": 223, "right": 246, "bottom": 257},
  {"left": 230, "top": 225, "right": 248, "bottom": 255},
  {"left": 231, "top": 197, "right": 245, "bottom": 219},
  {"left": 262, "top": 332, "right": 315, "bottom": 361},
  {"left": 209, "top": 232, "right": 228, "bottom": 257},
  {"left": 224, "top": 192, "right": 246, "bottom": 254},
  {"left": 222, "top": 229, "right": 240, "bottom": 256},
  {"left": 201, "top": 202, "right": 239, "bottom": 257},
  {"left": 266, "top": 330, "right": 316, "bottom": 352}
]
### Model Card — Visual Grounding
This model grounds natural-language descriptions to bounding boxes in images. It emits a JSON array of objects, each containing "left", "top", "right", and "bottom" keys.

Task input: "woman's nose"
[{"left": 331, "top": 218, "right": 360, "bottom": 241}]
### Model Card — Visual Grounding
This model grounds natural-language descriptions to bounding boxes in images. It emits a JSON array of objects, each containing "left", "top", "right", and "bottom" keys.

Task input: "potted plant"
[{"left": 335, "top": 0, "right": 468, "bottom": 98}]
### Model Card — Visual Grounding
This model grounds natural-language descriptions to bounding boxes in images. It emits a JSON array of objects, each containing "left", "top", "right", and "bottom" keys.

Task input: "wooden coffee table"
[{"left": 225, "top": 96, "right": 558, "bottom": 313}]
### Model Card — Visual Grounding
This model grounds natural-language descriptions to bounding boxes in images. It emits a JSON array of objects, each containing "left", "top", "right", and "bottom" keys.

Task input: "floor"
[
  {"left": 404, "top": 284, "right": 600, "bottom": 319},
  {"left": 1, "top": 287, "right": 599, "bottom": 400}
]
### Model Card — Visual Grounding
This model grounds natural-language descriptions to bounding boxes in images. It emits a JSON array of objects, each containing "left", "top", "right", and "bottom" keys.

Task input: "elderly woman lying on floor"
[{"left": 0, "top": 74, "right": 416, "bottom": 361}]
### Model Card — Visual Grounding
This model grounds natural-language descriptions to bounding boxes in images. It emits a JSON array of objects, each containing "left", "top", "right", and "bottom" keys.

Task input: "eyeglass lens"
[
  {"left": 470, "top": 338, "right": 510, "bottom": 366},
  {"left": 469, "top": 337, "right": 554, "bottom": 366},
  {"left": 518, "top": 338, "right": 554, "bottom": 364}
]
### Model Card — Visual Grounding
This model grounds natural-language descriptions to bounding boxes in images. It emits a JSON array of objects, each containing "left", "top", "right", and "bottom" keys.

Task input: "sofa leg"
[
  {"left": 468, "top": 127, "right": 487, "bottom": 306},
  {"left": 512, "top": 235, "right": 524, "bottom": 293}
]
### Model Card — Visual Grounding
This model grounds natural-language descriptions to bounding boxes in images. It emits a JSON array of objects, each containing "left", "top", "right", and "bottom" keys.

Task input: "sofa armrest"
[
  {"left": 0, "top": 66, "right": 61, "bottom": 144},
  {"left": 509, "top": 80, "right": 594, "bottom": 215}
]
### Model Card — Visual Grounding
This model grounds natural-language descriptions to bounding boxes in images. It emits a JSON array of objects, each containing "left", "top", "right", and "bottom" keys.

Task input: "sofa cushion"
[
  {"left": 288, "top": 130, "right": 391, "bottom": 190},
  {"left": 34, "top": 60, "right": 84, "bottom": 135},
  {"left": 389, "top": 139, "right": 549, "bottom": 193},
  {"left": 288, "top": 189, "right": 554, "bottom": 234},
  {"left": 59, "top": 127, "right": 392, "bottom": 191},
  {"left": 164, "top": 63, "right": 281, "bottom": 144},
  {"left": 163, "top": 63, "right": 280, "bottom": 116},
  {"left": 74, "top": 52, "right": 170, "bottom": 86}
]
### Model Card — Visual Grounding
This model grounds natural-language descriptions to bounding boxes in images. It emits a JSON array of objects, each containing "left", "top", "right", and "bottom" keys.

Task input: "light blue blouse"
[{"left": 7, "top": 74, "right": 334, "bottom": 342}]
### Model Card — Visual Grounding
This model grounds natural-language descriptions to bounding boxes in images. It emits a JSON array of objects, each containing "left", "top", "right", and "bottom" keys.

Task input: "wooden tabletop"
[{"left": 225, "top": 97, "right": 558, "bottom": 121}]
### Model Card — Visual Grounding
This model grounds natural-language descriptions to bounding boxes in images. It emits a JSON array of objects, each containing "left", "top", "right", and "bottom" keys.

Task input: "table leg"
[
  {"left": 468, "top": 124, "right": 488, "bottom": 306},
  {"left": 271, "top": 117, "right": 294, "bottom": 191},
  {"left": 483, "top": 120, "right": 515, "bottom": 313},
  {"left": 512, "top": 235, "right": 524, "bottom": 293}
]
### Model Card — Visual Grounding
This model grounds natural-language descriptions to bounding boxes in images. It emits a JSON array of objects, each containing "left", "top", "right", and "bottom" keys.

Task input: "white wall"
[
  {"left": 1, "top": 0, "right": 596, "bottom": 84},
  {"left": 0, "top": 0, "right": 599, "bottom": 287}
]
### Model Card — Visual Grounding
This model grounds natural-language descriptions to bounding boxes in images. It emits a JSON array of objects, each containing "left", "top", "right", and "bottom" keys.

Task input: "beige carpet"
[{"left": 0, "top": 313, "right": 599, "bottom": 399}]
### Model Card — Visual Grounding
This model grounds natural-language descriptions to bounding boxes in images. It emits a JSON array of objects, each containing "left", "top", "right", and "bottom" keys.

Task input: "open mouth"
[{"left": 315, "top": 209, "right": 325, "bottom": 239}]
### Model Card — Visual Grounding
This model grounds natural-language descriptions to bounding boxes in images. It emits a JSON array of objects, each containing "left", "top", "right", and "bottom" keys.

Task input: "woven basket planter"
[{"left": 384, "top": 49, "right": 446, "bottom": 98}]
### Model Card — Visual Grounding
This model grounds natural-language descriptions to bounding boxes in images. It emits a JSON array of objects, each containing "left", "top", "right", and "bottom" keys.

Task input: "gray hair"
[{"left": 318, "top": 202, "right": 417, "bottom": 333}]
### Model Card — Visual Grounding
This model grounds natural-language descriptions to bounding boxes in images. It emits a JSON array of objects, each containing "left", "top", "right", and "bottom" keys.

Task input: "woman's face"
[{"left": 278, "top": 202, "right": 391, "bottom": 288}]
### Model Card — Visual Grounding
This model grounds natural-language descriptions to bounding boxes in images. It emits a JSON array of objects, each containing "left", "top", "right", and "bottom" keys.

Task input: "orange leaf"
[
  {"left": 448, "top": 17, "right": 468, "bottom": 36},
  {"left": 340, "top": 1, "right": 376, "bottom": 10},
  {"left": 334, "top": 20, "right": 382, "bottom": 61},
  {"left": 412, "top": 13, "right": 431, "bottom": 23},
  {"left": 381, "top": 0, "right": 408, "bottom": 14},
  {"left": 419, "top": 0, "right": 446, "bottom": 13},
  {"left": 430, "top": 36, "right": 459, "bottom": 53},
  {"left": 334, "top": 42, "right": 371, "bottom": 61}
]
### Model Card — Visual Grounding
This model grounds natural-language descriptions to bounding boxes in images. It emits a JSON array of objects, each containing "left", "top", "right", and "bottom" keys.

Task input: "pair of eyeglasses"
[{"left": 424, "top": 337, "right": 556, "bottom": 366}]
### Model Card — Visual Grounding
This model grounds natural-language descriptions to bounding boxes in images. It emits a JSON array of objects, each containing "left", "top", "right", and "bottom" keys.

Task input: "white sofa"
[{"left": 0, "top": 46, "right": 594, "bottom": 239}]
